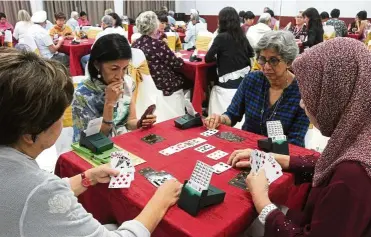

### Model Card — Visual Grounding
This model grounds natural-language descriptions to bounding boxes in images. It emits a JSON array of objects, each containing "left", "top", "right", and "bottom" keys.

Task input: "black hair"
[
  {"left": 218, "top": 7, "right": 254, "bottom": 58},
  {"left": 266, "top": 9, "right": 274, "bottom": 17},
  {"left": 158, "top": 14, "right": 168, "bottom": 23},
  {"left": 239, "top": 11, "right": 245, "bottom": 18},
  {"left": 357, "top": 10, "right": 367, "bottom": 20},
  {"left": 54, "top": 12, "right": 66, "bottom": 20},
  {"left": 330, "top": 9, "right": 340, "bottom": 18},
  {"left": 88, "top": 34, "right": 132, "bottom": 82},
  {"left": 244, "top": 11, "right": 255, "bottom": 20},
  {"left": 0, "top": 12, "right": 6, "bottom": 19},
  {"left": 303, "top": 8, "right": 323, "bottom": 31},
  {"left": 320, "top": 11, "right": 329, "bottom": 20},
  {"left": 80, "top": 11, "right": 87, "bottom": 17},
  {"left": 129, "top": 18, "right": 135, "bottom": 24},
  {"left": 109, "top": 12, "right": 122, "bottom": 28}
]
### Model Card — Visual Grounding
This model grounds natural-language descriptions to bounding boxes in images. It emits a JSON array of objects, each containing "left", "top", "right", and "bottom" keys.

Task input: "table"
[
  {"left": 55, "top": 120, "right": 316, "bottom": 237},
  {"left": 178, "top": 32, "right": 185, "bottom": 42},
  {"left": 180, "top": 50, "right": 216, "bottom": 114},
  {"left": 347, "top": 33, "right": 361, "bottom": 40},
  {"left": 59, "top": 39, "right": 94, "bottom": 76}
]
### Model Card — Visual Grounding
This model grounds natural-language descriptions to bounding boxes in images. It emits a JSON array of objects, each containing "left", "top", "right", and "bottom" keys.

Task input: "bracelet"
[
  {"left": 103, "top": 119, "right": 114, "bottom": 125},
  {"left": 258, "top": 204, "right": 278, "bottom": 225}
]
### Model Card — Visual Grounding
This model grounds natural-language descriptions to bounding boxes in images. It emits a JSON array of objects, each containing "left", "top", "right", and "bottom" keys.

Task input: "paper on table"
[
  {"left": 85, "top": 117, "right": 103, "bottom": 136},
  {"left": 185, "top": 99, "right": 197, "bottom": 117},
  {"left": 4, "top": 30, "right": 12, "bottom": 42}
]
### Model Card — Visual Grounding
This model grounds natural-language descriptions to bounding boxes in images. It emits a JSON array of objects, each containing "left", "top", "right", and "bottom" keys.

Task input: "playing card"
[
  {"left": 212, "top": 162, "right": 232, "bottom": 174},
  {"left": 200, "top": 129, "right": 219, "bottom": 137},
  {"left": 189, "top": 137, "right": 207, "bottom": 146},
  {"left": 266, "top": 121, "right": 284, "bottom": 138},
  {"left": 262, "top": 153, "right": 283, "bottom": 184},
  {"left": 250, "top": 150, "right": 263, "bottom": 174},
  {"left": 148, "top": 171, "right": 176, "bottom": 187},
  {"left": 139, "top": 167, "right": 156, "bottom": 178},
  {"left": 85, "top": 117, "right": 103, "bottom": 136},
  {"left": 170, "top": 142, "right": 189, "bottom": 152},
  {"left": 215, "top": 132, "right": 245, "bottom": 142},
  {"left": 159, "top": 147, "right": 177, "bottom": 156},
  {"left": 187, "top": 161, "right": 213, "bottom": 193},
  {"left": 109, "top": 169, "right": 134, "bottom": 188},
  {"left": 195, "top": 144, "right": 215, "bottom": 153},
  {"left": 207, "top": 150, "right": 229, "bottom": 160},
  {"left": 141, "top": 134, "right": 164, "bottom": 145},
  {"left": 228, "top": 170, "right": 250, "bottom": 190}
]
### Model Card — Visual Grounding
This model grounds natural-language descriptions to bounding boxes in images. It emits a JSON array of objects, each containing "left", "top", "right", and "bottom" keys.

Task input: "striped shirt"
[{"left": 224, "top": 71, "right": 309, "bottom": 147}]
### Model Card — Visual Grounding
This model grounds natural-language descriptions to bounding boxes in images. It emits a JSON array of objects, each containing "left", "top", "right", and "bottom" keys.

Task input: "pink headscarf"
[{"left": 293, "top": 38, "right": 371, "bottom": 187}]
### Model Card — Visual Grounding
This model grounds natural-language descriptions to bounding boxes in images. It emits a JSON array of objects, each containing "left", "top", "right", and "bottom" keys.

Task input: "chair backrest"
[
  {"left": 87, "top": 27, "right": 102, "bottom": 39},
  {"left": 165, "top": 32, "right": 177, "bottom": 51},
  {"left": 196, "top": 31, "right": 213, "bottom": 51},
  {"left": 131, "top": 33, "right": 142, "bottom": 44},
  {"left": 19, "top": 33, "right": 38, "bottom": 52},
  {"left": 175, "top": 21, "right": 186, "bottom": 27},
  {"left": 323, "top": 25, "right": 336, "bottom": 40}
]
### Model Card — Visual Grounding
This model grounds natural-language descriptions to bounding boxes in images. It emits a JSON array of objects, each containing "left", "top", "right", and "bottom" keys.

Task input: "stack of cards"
[
  {"left": 186, "top": 161, "right": 214, "bottom": 193},
  {"left": 139, "top": 167, "right": 176, "bottom": 188},
  {"left": 266, "top": 121, "right": 287, "bottom": 142},
  {"left": 200, "top": 129, "right": 219, "bottom": 137},
  {"left": 207, "top": 150, "right": 229, "bottom": 160},
  {"left": 109, "top": 151, "right": 135, "bottom": 188},
  {"left": 159, "top": 137, "right": 206, "bottom": 156},
  {"left": 250, "top": 150, "right": 283, "bottom": 184}
]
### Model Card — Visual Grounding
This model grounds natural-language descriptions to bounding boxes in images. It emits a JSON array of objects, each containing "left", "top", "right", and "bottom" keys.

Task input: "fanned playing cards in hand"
[
  {"left": 109, "top": 151, "right": 135, "bottom": 188},
  {"left": 250, "top": 150, "right": 283, "bottom": 185},
  {"left": 266, "top": 120, "right": 287, "bottom": 142},
  {"left": 186, "top": 161, "right": 214, "bottom": 193}
]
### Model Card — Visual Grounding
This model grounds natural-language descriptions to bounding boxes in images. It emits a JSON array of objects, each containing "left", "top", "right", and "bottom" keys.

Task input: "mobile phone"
[{"left": 137, "top": 104, "right": 156, "bottom": 128}]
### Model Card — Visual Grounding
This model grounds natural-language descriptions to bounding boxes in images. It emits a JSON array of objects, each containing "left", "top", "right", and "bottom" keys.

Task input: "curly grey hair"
[
  {"left": 136, "top": 11, "right": 159, "bottom": 36},
  {"left": 256, "top": 30, "right": 299, "bottom": 64}
]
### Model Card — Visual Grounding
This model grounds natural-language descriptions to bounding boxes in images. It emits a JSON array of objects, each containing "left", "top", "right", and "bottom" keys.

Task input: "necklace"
[{"left": 260, "top": 77, "right": 289, "bottom": 135}]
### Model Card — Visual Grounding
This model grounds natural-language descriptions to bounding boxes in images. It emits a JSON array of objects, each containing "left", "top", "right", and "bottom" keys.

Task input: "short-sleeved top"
[
  {"left": 224, "top": 71, "right": 310, "bottom": 147},
  {"left": 29, "top": 24, "right": 54, "bottom": 59},
  {"left": 78, "top": 18, "right": 91, "bottom": 26},
  {"left": 49, "top": 24, "right": 73, "bottom": 37},
  {"left": 72, "top": 76, "right": 135, "bottom": 142},
  {"left": 66, "top": 18, "right": 79, "bottom": 32},
  {"left": 289, "top": 25, "right": 308, "bottom": 40},
  {"left": 132, "top": 35, "right": 184, "bottom": 96},
  {"left": 326, "top": 19, "right": 348, "bottom": 37}
]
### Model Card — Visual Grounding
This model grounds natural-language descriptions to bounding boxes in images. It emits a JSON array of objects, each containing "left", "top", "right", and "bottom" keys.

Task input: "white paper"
[
  {"left": 184, "top": 100, "right": 197, "bottom": 117},
  {"left": 85, "top": 117, "right": 103, "bottom": 136},
  {"left": 4, "top": 30, "right": 12, "bottom": 43}
]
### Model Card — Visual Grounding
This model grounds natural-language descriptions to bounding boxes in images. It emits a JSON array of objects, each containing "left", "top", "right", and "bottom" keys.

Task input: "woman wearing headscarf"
[{"left": 229, "top": 38, "right": 371, "bottom": 236}]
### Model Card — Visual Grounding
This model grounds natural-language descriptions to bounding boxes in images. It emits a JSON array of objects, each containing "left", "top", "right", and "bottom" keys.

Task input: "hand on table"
[
  {"left": 246, "top": 169, "right": 272, "bottom": 213},
  {"left": 151, "top": 179, "right": 182, "bottom": 209},
  {"left": 141, "top": 114, "right": 157, "bottom": 128},
  {"left": 203, "top": 114, "right": 222, "bottom": 129},
  {"left": 105, "top": 81, "right": 124, "bottom": 106},
  {"left": 86, "top": 163, "right": 119, "bottom": 186},
  {"left": 58, "top": 36, "right": 65, "bottom": 43},
  {"left": 228, "top": 149, "right": 252, "bottom": 168}
]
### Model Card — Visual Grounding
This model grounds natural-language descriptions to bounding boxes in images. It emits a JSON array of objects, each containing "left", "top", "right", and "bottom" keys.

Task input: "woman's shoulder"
[
  {"left": 74, "top": 79, "right": 100, "bottom": 99},
  {"left": 331, "top": 161, "right": 371, "bottom": 192}
]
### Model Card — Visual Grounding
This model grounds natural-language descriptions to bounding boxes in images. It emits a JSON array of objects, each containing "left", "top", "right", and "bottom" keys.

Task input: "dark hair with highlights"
[
  {"left": 109, "top": 12, "right": 123, "bottom": 28},
  {"left": 0, "top": 48, "right": 74, "bottom": 145}
]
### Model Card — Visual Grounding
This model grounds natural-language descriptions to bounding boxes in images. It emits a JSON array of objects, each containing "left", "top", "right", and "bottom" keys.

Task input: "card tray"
[{"left": 257, "top": 138, "right": 289, "bottom": 155}]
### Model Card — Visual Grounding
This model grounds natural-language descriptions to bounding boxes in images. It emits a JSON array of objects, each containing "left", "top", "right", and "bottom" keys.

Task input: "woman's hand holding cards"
[
  {"left": 246, "top": 169, "right": 272, "bottom": 213},
  {"left": 228, "top": 149, "right": 253, "bottom": 168},
  {"left": 141, "top": 114, "right": 157, "bottom": 128}
]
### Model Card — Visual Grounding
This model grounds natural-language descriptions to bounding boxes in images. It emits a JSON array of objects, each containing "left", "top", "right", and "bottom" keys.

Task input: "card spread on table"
[
  {"left": 229, "top": 170, "right": 250, "bottom": 190},
  {"left": 207, "top": 150, "right": 229, "bottom": 160},
  {"left": 158, "top": 137, "right": 206, "bottom": 156},
  {"left": 250, "top": 149, "right": 283, "bottom": 184},
  {"left": 109, "top": 151, "right": 135, "bottom": 188},
  {"left": 187, "top": 161, "right": 213, "bottom": 193},
  {"left": 200, "top": 129, "right": 219, "bottom": 137},
  {"left": 212, "top": 162, "right": 232, "bottom": 174},
  {"left": 119, "top": 149, "right": 146, "bottom": 167},
  {"left": 215, "top": 132, "right": 245, "bottom": 142},
  {"left": 195, "top": 144, "right": 215, "bottom": 153},
  {"left": 141, "top": 134, "right": 164, "bottom": 145},
  {"left": 139, "top": 167, "right": 176, "bottom": 188}
]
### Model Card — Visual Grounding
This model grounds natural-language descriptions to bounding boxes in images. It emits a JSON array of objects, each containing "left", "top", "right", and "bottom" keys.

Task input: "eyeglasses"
[{"left": 257, "top": 56, "right": 282, "bottom": 67}]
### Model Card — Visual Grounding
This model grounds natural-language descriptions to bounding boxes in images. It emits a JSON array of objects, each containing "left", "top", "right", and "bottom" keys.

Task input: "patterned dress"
[
  {"left": 132, "top": 35, "right": 185, "bottom": 96},
  {"left": 325, "top": 19, "right": 348, "bottom": 37},
  {"left": 72, "top": 75, "right": 134, "bottom": 142}
]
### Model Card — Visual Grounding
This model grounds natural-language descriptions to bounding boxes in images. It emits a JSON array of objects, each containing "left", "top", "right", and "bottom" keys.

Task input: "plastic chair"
[
  {"left": 87, "top": 27, "right": 102, "bottom": 39},
  {"left": 131, "top": 33, "right": 142, "bottom": 44},
  {"left": 195, "top": 31, "right": 213, "bottom": 51},
  {"left": 323, "top": 25, "right": 336, "bottom": 41},
  {"left": 165, "top": 32, "right": 177, "bottom": 51}
]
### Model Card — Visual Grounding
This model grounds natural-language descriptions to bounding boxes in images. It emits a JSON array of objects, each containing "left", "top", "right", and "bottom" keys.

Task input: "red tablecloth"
[
  {"left": 55, "top": 120, "right": 316, "bottom": 237},
  {"left": 180, "top": 50, "right": 216, "bottom": 114},
  {"left": 178, "top": 32, "right": 185, "bottom": 42},
  {"left": 0, "top": 35, "right": 4, "bottom": 46},
  {"left": 59, "top": 39, "right": 94, "bottom": 76},
  {"left": 347, "top": 33, "right": 361, "bottom": 40}
]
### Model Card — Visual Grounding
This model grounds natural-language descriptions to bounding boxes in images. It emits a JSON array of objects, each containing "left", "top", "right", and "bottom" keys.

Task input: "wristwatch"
[{"left": 81, "top": 172, "right": 92, "bottom": 188}]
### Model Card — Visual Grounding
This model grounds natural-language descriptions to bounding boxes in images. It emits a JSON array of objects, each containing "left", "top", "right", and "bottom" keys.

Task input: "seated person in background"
[
  {"left": 190, "top": 9, "right": 206, "bottom": 24},
  {"left": 80, "top": 15, "right": 126, "bottom": 71},
  {"left": 78, "top": 11, "right": 90, "bottom": 26},
  {"left": 320, "top": 11, "right": 330, "bottom": 25},
  {"left": 246, "top": 13, "right": 272, "bottom": 49},
  {"left": 241, "top": 11, "right": 255, "bottom": 34},
  {"left": 184, "top": 12, "right": 206, "bottom": 49},
  {"left": 73, "top": 34, "right": 156, "bottom": 142},
  {"left": 109, "top": 12, "right": 124, "bottom": 29},
  {"left": 49, "top": 12, "right": 75, "bottom": 39},
  {"left": 265, "top": 9, "right": 277, "bottom": 29},
  {"left": 66, "top": 11, "right": 79, "bottom": 32},
  {"left": 326, "top": 8, "right": 347, "bottom": 37},
  {"left": 0, "top": 12, "right": 13, "bottom": 32},
  {"left": 132, "top": 11, "right": 190, "bottom": 96},
  {"left": 301, "top": 8, "right": 324, "bottom": 48},
  {"left": 289, "top": 11, "right": 307, "bottom": 40},
  {"left": 205, "top": 31, "right": 309, "bottom": 147},
  {"left": 231, "top": 38, "right": 371, "bottom": 237},
  {"left": 239, "top": 10, "right": 246, "bottom": 24},
  {"left": 355, "top": 10, "right": 371, "bottom": 41},
  {"left": 0, "top": 47, "right": 181, "bottom": 237},
  {"left": 30, "top": 11, "right": 69, "bottom": 67},
  {"left": 13, "top": 10, "right": 33, "bottom": 42},
  {"left": 167, "top": 10, "right": 176, "bottom": 26},
  {"left": 157, "top": 14, "right": 182, "bottom": 51},
  {"left": 104, "top": 8, "right": 114, "bottom": 15}
]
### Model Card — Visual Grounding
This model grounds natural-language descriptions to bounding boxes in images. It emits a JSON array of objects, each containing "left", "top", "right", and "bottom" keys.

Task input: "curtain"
[
  {"left": 125, "top": 0, "right": 175, "bottom": 19},
  {"left": 0, "top": 1, "right": 32, "bottom": 26},
  {"left": 44, "top": 1, "right": 114, "bottom": 26}
]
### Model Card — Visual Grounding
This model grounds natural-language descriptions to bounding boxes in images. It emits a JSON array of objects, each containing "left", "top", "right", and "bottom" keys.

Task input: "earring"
[{"left": 97, "top": 70, "right": 101, "bottom": 79}]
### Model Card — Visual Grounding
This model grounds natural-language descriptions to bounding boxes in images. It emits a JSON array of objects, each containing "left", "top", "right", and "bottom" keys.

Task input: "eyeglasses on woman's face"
[{"left": 257, "top": 56, "right": 282, "bottom": 67}]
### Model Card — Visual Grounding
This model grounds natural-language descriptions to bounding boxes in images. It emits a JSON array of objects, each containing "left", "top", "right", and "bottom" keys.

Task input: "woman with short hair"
[
  {"left": 132, "top": 11, "right": 190, "bottom": 96},
  {"left": 205, "top": 31, "right": 309, "bottom": 147},
  {"left": 73, "top": 34, "right": 156, "bottom": 142}
]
